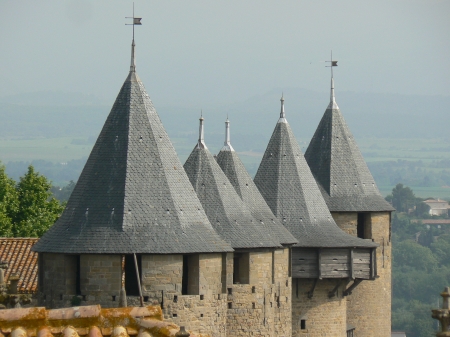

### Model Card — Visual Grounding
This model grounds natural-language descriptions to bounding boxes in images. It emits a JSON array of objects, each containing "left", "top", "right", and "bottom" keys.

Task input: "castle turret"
[
  {"left": 254, "top": 95, "right": 378, "bottom": 337},
  {"left": 33, "top": 33, "right": 233, "bottom": 336},
  {"left": 184, "top": 115, "right": 289, "bottom": 336},
  {"left": 215, "top": 116, "right": 297, "bottom": 336},
  {"left": 216, "top": 117, "right": 297, "bottom": 247},
  {"left": 304, "top": 74, "right": 394, "bottom": 337}
]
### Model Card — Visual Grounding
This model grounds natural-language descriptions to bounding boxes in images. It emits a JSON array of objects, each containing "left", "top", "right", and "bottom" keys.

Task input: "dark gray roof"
[
  {"left": 254, "top": 118, "right": 377, "bottom": 248},
  {"left": 184, "top": 141, "right": 281, "bottom": 249},
  {"left": 216, "top": 149, "right": 298, "bottom": 246},
  {"left": 304, "top": 104, "right": 394, "bottom": 212},
  {"left": 33, "top": 70, "right": 232, "bottom": 254}
]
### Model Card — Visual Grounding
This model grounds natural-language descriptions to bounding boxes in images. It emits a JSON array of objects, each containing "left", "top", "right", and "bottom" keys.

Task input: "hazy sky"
[{"left": 1, "top": 0, "right": 449, "bottom": 108}]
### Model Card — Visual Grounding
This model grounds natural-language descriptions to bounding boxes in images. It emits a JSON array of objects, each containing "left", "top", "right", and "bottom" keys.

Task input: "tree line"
[
  {"left": 387, "top": 184, "right": 449, "bottom": 336},
  {"left": 0, "top": 163, "right": 64, "bottom": 237}
]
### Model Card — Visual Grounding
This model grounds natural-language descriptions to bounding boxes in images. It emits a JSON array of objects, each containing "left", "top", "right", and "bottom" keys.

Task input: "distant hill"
[{"left": 1, "top": 88, "right": 448, "bottom": 146}]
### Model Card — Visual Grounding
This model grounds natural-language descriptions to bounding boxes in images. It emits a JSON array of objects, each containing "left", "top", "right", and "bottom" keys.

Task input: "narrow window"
[
  {"left": 182, "top": 254, "right": 199, "bottom": 295},
  {"left": 75, "top": 255, "right": 81, "bottom": 295},
  {"left": 357, "top": 213, "right": 365, "bottom": 239},
  {"left": 233, "top": 253, "right": 250, "bottom": 284},
  {"left": 182, "top": 255, "right": 189, "bottom": 295},
  {"left": 125, "top": 254, "right": 142, "bottom": 296},
  {"left": 301, "top": 319, "right": 306, "bottom": 330},
  {"left": 221, "top": 253, "right": 227, "bottom": 294}
]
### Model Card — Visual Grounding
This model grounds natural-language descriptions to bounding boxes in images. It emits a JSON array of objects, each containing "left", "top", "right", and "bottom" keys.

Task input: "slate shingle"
[
  {"left": 254, "top": 116, "right": 377, "bottom": 249},
  {"left": 305, "top": 101, "right": 395, "bottom": 212},
  {"left": 217, "top": 148, "right": 298, "bottom": 246},
  {"left": 184, "top": 126, "right": 281, "bottom": 249},
  {"left": 33, "top": 70, "right": 232, "bottom": 255}
]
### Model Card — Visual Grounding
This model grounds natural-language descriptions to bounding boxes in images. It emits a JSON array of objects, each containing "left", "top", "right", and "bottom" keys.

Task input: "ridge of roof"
[
  {"left": 254, "top": 117, "right": 377, "bottom": 248},
  {"left": 183, "top": 122, "right": 282, "bottom": 249},
  {"left": 304, "top": 102, "right": 394, "bottom": 212},
  {"left": 33, "top": 44, "right": 232, "bottom": 255}
]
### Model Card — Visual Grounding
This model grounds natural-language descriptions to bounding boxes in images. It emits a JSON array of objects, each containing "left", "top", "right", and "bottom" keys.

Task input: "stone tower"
[
  {"left": 254, "top": 96, "right": 378, "bottom": 337},
  {"left": 32, "top": 38, "right": 234, "bottom": 336},
  {"left": 184, "top": 115, "right": 295, "bottom": 337},
  {"left": 216, "top": 117, "right": 298, "bottom": 336},
  {"left": 304, "top": 76, "right": 394, "bottom": 337}
]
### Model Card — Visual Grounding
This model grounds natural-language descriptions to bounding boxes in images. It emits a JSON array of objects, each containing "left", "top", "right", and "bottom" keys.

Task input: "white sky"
[{"left": 1, "top": 0, "right": 449, "bottom": 108}]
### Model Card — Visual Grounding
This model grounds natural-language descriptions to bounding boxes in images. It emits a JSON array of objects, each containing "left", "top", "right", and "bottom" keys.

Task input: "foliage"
[
  {"left": 0, "top": 164, "right": 18, "bottom": 237},
  {"left": 391, "top": 184, "right": 450, "bottom": 336},
  {"left": 51, "top": 180, "right": 76, "bottom": 202},
  {"left": 0, "top": 164, "right": 64, "bottom": 237},
  {"left": 387, "top": 183, "right": 417, "bottom": 213}
]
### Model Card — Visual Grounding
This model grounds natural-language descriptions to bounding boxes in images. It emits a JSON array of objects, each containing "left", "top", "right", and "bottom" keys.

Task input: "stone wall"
[
  {"left": 226, "top": 248, "right": 292, "bottom": 337},
  {"left": 79, "top": 254, "right": 122, "bottom": 306},
  {"left": 38, "top": 253, "right": 77, "bottom": 308},
  {"left": 332, "top": 212, "right": 392, "bottom": 337},
  {"left": 141, "top": 253, "right": 228, "bottom": 337},
  {"left": 37, "top": 250, "right": 292, "bottom": 337},
  {"left": 291, "top": 279, "right": 347, "bottom": 337}
]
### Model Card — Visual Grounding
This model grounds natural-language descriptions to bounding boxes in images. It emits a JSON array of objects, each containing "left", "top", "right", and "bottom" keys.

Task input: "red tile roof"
[
  {"left": 0, "top": 305, "right": 201, "bottom": 337},
  {"left": 0, "top": 238, "right": 38, "bottom": 293}
]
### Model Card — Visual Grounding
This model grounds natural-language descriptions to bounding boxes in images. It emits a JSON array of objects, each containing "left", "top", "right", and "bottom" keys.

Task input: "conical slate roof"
[
  {"left": 254, "top": 97, "right": 377, "bottom": 248},
  {"left": 33, "top": 41, "right": 232, "bottom": 255},
  {"left": 304, "top": 78, "right": 394, "bottom": 212},
  {"left": 216, "top": 118, "right": 297, "bottom": 246},
  {"left": 183, "top": 117, "right": 281, "bottom": 249}
]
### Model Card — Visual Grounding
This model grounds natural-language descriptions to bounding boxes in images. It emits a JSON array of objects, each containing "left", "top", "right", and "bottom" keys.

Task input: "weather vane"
[
  {"left": 125, "top": 3, "right": 142, "bottom": 40},
  {"left": 325, "top": 51, "right": 338, "bottom": 77}
]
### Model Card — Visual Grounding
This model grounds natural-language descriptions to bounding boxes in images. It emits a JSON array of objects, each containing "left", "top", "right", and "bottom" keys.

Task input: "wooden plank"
[
  {"left": 353, "top": 258, "right": 370, "bottom": 264},
  {"left": 321, "top": 248, "right": 349, "bottom": 257},
  {"left": 292, "top": 270, "right": 319, "bottom": 278},
  {"left": 322, "top": 270, "right": 350, "bottom": 278},
  {"left": 321, "top": 263, "right": 350, "bottom": 271}
]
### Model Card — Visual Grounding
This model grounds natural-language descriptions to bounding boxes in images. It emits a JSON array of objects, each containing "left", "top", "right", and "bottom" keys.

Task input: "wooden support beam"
[
  {"left": 328, "top": 280, "right": 342, "bottom": 298},
  {"left": 350, "top": 249, "right": 355, "bottom": 280},
  {"left": 318, "top": 249, "right": 322, "bottom": 280},
  {"left": 371, "top": 248, "right": 378, "bottom": 279},
  {"left": 343, "top": 279, "right": 362, "bottom": 297},
  {"left": 307, "top": 278, "right": 318, "bottom": 299}
]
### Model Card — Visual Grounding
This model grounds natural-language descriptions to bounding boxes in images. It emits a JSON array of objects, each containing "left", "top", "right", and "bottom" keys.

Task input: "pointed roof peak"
[
  {"left": 278, "top": 93, "right": 287, "bottom": 123},
  {"left": 221, "top": 116, "right": 234, "bottom": 152},
  {"left": 327, "top": 75, "right": 339, "bottom": 110},
  {"left": 196, "top": 111, "right": 207, "bottom": 150}
]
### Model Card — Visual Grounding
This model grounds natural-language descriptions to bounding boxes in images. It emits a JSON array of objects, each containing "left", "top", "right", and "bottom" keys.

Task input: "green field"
[{"left": 1, "top": 136, "right": 449, "bottom": 200}]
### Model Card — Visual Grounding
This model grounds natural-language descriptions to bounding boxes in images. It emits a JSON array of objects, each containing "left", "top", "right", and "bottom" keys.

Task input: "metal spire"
[
  {"left": 126, "top": 3, "right": 142, "bottom": 73},
  {"left": 197, "top": 110, "right": 207, "bottom": 149},
  {"left": 326, "top": 51, "right": 339, "bottom": 110},
  {"left": 221, "top": 116, "right": 235, "bottom": 152},
  {"left": 278, "top": 93, "right": 287, "bottom": 123}
]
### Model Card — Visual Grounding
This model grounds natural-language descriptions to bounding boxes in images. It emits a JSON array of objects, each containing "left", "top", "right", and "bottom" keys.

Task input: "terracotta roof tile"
[{"left": 0, "top": 238, "right": 38, "bottom": 293}]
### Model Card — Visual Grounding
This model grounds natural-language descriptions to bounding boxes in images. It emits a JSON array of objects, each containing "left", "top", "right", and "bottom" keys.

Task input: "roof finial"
[
  {"left": 126, "top": 3, "right": 142, "bottom": 72},
  {"left": 326, "top": 51, "right": 339, "bottom": 109},
  {"left": 278, "top": 93, "right": 287, "bottom": 123},
  {"left": 197, "top": 111, "right": 207, "bottom": 149},
  {"left": 221, "top": 116, "right": 234, "bottom": 152}
]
